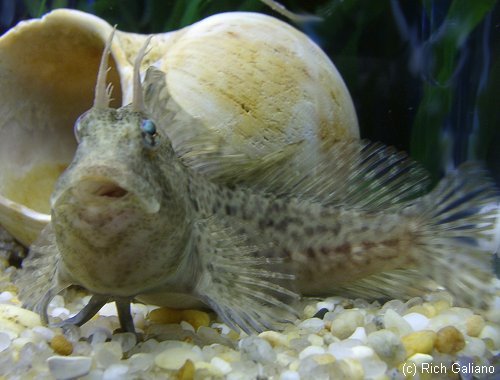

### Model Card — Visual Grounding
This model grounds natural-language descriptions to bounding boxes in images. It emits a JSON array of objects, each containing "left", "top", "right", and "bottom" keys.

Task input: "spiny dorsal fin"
[
  {"left": 142, "top": 67, "right": 430, "bottom": 210},
  {"left": 143, "top": 67, "right": 247, "bottom": 157},
  {"left": 132, "top": 36, "right": 153, "bottom": 112},
  {"left": 243, "top": 140, "right": 431, "bottom": 210},
  {"left": 94, "top": 27, "right": 116, "bottom": 109}
]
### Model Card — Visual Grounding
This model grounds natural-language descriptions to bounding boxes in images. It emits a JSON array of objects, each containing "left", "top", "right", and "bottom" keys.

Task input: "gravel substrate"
[{"left": 0, "top": 229, "right": 499, "bottom": 379}]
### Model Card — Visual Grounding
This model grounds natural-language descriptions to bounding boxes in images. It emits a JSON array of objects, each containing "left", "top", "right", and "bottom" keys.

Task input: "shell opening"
[
  {"left": 93, "top": 27, "right": 116, "bottom": 109},
  {"left": 132, "top": 36, "right": 153, "bottom": 112}
]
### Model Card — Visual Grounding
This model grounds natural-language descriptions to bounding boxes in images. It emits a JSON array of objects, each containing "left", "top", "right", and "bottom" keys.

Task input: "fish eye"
[
  {"left": 73, "top": 111, "right": 89, "bottom": 143},
  {"left": 140, "top": 119, "right": 159, "bottom": 148}
]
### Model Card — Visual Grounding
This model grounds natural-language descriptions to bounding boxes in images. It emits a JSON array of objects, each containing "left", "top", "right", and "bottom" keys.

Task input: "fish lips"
[{"left": 51, "top": 169, "right": 161, "bottom": 215}]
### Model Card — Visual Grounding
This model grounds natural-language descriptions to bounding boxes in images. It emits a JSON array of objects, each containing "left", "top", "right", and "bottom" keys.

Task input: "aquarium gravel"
[{"left": 0, "top": 229, "right": 498, "bottom": 380}]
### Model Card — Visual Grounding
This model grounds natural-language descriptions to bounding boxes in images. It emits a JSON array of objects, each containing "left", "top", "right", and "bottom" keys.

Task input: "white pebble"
[
  {"left": 155, "top": 346, "right": 202, "bottom": 370},
  {"left": 324, "top": 296, "right": 346, "bottom": 306},
  {"left": 90, "top": 327, "right": 112, "bottom": 345},
  {"left": 62, "top": 324, "right": 81, "bottom": 343},
  {"left": 98, "top": 303, "right": 118, "bottom": 317},
  {"left": 50, "top": 307, "right": 70, "bottom": 319},
  {"left": 351, "top": 345, "right": 375, "bottom": 359},
  {"left": 128, "top": 353, "right": 154, "bottom": 373},
  {"left": 280, "top": 370, "right": 300, "bottom": 380},
  {"left": 84, "top": 370, "right": 105, "bottom": 380},
  {"left": 94, "top": 342, "right": 123, "bottom": 368},
  {"left": 276, "top": 351, "right": 296, "bottom": 367},
  {"left": 239, "top": 336, "right": 276, "bottom": 364},
  {"left": 403, "top": 312, "right": 429, "bottom": 331},
  {"left": 103, "top": 363, "right": 129, "bottom": 380},
  {"left": 381, "top": 299, "right": 407, "bottom": 314},
  {"left": 180, "top": 320, "right": 195, "bottom": 332},
  {"left": 49, "top": 295, "right": 65, "bottom": 308},
  {"left": 316, "top": 301, "right": 335, "bottom": 312},
  {"left": 32, "top": 326, "right": 56, "bottom": 341},
  {"left": 0, "top": 332, "right": 11, "bottom": 352},
  {"left": 362, "top": 357, "right": 387, "bottom": 379},
  {"left": 211, "top": 357, "right": 232, "bottom": 375},
  {"left": 299, "top": 345, "right": 326, "bottom": 360},
  {"left": 307, "top": 333, "right": 323, "bottom": 346},
  {"left": 328, "top": 339, "right": 364, "bottom": 360},
  {"left": 407, "top": 353, "right": 433, "bottom": 366},
  {"left": 367, "top": 329, "right": 405, "bottom": 363},
  {"left": 459, "top": 337, "right": 486, "bottom": 357},
  {"left": 0, "top": 291, "right": 13, "bottom": 303},
  {"left": 298, "top": 317, "right": 325, "bottom": 333},
  {"left": 428, "top": 309, "right": 470, "bottom": 333},
  {"left": 12, "top": 337, "right": 31, "bottom": 350},
  {"left": 347, "top": 327, "right": 367, "bottom": 342},
  {"left": 112, "top": 332, "right": 137, "bottom": 352},
  {"left": 47, "top": 356, "right": 92, "bottom": 380},
  {"left": 384, "top": 309, "right": 412, "bottom": 336},
  {"left": 479, "top": 325, "right": 500, "bottom": 348}
]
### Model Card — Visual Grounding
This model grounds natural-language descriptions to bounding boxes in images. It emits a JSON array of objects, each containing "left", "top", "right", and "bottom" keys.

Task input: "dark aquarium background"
[{"left": 1, "top": 0, "right": 498, "bottom": 186}]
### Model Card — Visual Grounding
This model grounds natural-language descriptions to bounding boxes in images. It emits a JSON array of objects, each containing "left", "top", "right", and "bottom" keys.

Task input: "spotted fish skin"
[
  {"left": 188, "top": 172, "right": 418, "bottom": 291},
  {"left": 15, "top": 34, "right": 500, "bottom": 334}
]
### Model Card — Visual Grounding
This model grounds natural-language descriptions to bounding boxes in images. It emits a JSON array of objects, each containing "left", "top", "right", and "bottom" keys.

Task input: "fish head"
[{"left": 49, "top": 32, "right": 192, "bottom": 296}]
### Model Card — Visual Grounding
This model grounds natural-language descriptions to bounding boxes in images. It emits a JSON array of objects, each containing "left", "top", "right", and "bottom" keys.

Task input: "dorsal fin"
[
  {"left": 94, "top": 28, "right": 116, "bottom": 109},
  {"left": 132, "top": 36, "right": 153, "bottom": 112},
  {"left": 142, "top": 67, "right": 430, "bottom": 211},
  {"left": 240, "top": 139, "right": 432, "bottom": 209}
]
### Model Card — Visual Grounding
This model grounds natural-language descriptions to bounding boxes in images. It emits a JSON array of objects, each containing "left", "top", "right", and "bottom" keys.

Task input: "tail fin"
[{"left": 414, "top": 163, "right": 499, "bottom": 312}]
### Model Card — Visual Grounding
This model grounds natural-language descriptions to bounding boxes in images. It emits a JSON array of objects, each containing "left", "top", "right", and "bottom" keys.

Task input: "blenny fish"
[{"left": 16, "top": 33, "right": 499, "bottom": 334}]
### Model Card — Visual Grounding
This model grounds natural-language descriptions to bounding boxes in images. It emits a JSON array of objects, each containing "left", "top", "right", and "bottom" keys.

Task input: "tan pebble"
[
  {"left": 434, "top": 326, "right": 465, "bottom": 354},
  {"left": 406, "top": 305, "right": 434, "bottom": 318},
  {"left": 50, "top": 335, "right": 73, "bottom": 356},
  {"left": 0, "top": 304, "right": 41, "bottom": 334},
  {"left": 148, "top": 307, "right": 183, "bottom": 324},
  {"left": 259, "top": 331, "right": 287, "bottom": 347},
  {"left": 181, "top": 310, "right": 210, "bottom": 330},
  {"left": 289, "top": 359, "right": 300, "bottom": 371},
  {"left": 332, "top": 358, "right": 364, "bottom": 380},
  {"left": 176, "top": 359, "right": 195, "bottom": 380},
  {"left": 330, "top": 309, "right": 364, "bottom": 339},
  {"left": 466, "top": 315, "right": 485, "bottom": 337},
  {"left": 401, "top": 330, "right": 436, "bottom": 357},
  {"left": 227, "top": 330, "right": 240, "bottom": 341},
  {"left": 432, "top": 300, "right": 451, "bottom": 314},
  {"left": 220, "top": 349, "right": 240, "bottom": 363},
  {"left": 5, "top": 284, "right": 18, "bottom": 293},
  {"left": 308, "top": 333, "right": 324, "bottom": 346},
  {"left": 303, "top": 304, "right": 317, "bottom": 319},
  {"left": 313, "top": 353, "right": 336, "bottom": 365}
]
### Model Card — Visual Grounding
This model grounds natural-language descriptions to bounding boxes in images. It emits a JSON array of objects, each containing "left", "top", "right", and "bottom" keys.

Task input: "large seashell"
[{"left": 0, "top": 9, "right": 358, "bottom": 246}]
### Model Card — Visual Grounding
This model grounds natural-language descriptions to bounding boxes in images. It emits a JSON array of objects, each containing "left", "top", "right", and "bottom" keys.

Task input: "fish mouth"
[
  {"left": 52, "top": 175, "right": 161, "bottom": 215},
  {"left": 77, "top": 179, "right": 129, "bottom": 199}
]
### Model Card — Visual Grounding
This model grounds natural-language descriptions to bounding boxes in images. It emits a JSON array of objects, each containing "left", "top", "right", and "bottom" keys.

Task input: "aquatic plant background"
[{"left": 1, "top": 0, "right": 498, "bottom": 186}]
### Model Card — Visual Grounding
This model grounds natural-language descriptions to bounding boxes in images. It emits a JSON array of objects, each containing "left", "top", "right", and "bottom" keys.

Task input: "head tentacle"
[
  {"left": 94, "top": 27, "right": 116, "bottom": 109},
  {"left": 132, "top": 36, "right": 153, "bottom": 112}
]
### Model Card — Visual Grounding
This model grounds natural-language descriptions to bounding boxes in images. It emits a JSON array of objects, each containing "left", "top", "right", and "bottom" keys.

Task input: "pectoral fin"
[
  {"left": 15, "top": 223, "right": 71, "bottom": 324},
  {"left": 192, "top": 216, "right": 300, "bottom": 334}
]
